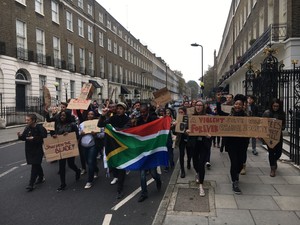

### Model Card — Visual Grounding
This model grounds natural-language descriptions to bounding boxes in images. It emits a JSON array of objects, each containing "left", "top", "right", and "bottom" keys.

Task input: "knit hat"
[{"left": 116, "top": 102, "right": 127, "bottom": 110}]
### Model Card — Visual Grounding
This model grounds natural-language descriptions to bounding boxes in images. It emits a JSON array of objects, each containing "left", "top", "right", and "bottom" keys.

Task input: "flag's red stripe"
[{"left": 120, "top": 117, "right": 171, "bottom": 137}]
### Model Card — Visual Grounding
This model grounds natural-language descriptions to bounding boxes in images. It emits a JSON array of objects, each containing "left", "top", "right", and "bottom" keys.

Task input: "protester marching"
[{"left": 17, "top": 84, "right": 285, "bottom": 203}]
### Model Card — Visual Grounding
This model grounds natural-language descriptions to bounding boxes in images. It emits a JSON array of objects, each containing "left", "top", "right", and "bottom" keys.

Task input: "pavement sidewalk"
[
  {"left": 152, "top": 144, "right": 300, "bottom": 225},
  {"left": 1, "top": 126, "right": 300, "bottom": 225}
]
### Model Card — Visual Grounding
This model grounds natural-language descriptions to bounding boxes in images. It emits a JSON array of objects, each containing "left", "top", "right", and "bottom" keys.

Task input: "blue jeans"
[
  {"left": 140, "top": 169, "right": 161, "bottom": 197},
  {"left": 82, "top": 145, "right": 98, "bottom": 182}
]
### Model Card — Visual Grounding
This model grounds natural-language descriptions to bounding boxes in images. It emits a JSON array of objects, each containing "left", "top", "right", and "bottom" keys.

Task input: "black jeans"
[
  {"left": 178, "top": 139, "right": 187, "bottom": 171},
  {"left": 192, "top": 139, "right": 210, "bottom": 184},
  {"left": 227, "top": 147, "right": 247, "bottom": 182},
  {"left": 268, "top": 135, "right": 283, "bottom": 167},
  {"left": 29, "top": 164, "right": 44, "bottom": 185},
  {"left": 58, "top": 157, "right": 80, "bottom": 186}
]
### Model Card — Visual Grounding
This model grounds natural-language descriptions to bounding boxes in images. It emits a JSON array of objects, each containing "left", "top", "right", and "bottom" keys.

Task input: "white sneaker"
[
  {"left": 84, "top": 182, "right": 92, "bottom": 189},
  {"left": 199, "top": 186, "right": 205, "bottom": 197},
  {"left": 80, "top": 169, "right": 87, "bottom": 175},
  {"left": 206, "top": 162, "right": 211, "bottom": 168},
  {"left": 110, "top": 178, "right": 118, "bottom": 185}
]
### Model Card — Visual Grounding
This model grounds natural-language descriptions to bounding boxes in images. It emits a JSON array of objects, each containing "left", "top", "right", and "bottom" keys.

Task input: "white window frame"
[
  {"left": 78, "top": 0, "right": 83, "bottom": 9},
  {"left": 78, "top": 18, "right": 84, "bottom": 37},
  {"left": 67, "top": 42, "right": 75, "bottom": 67},
  {"left": 35, "top": 0, "right": 44, "bottom": 15},
  {"left": 87, "top": 4, "right": 93, "bottom": 15},
  {"left": 16, "top": 20, "right": 27, "bottom": 51},
  {"left": 70, "top": 80, "right": 75, "bottom": 99},
  {"left": 36, "top": 28, "right": 45, "bottom": 63},
  {"left": 53, "top": 36, "right": 61, "bottom": 67},
  {"left": 98, "top": 31, "right": 103, "bottom": 47},
  {"left": 51, "top": 1, "right": 59, "bottom": 23},
  {"left": 108, "top": 38, "right": 112, "bottom": 51},
  {"left": 79, "top": 48, "right": 85, "bottom": 72},
  {"left": 66, "top": 11, "right": 73, "bottom": 31},
  {"left": 99, "top": 12, "right": 103, "bottom": 23},
  {"left": 88, "top": 52, "right": 94, "bottom": 76},
  {"left": 88, "top": 25, "right": 93, "bottom": 42},
  {"left": 119, "top": 46, "right": 122, "bottom": 57},
  {"left": 113, "top": 42, "right": 117, "bottom": 54}
]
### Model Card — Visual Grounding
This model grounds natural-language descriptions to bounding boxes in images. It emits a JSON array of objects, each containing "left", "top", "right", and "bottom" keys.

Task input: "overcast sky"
[{"left": 97, "top": 0, "right": 232, "bottom": 83}]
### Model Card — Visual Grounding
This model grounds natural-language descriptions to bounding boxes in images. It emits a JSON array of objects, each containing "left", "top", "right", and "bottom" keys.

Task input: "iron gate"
[{"left": 245, "top": 45, "right": 300, "bottom": 165}]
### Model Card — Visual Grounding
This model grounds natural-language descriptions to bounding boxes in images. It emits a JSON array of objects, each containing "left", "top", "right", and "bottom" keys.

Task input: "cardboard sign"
[
  {"left": 78, "top": 83, "right": 94, "bottom": 100},
  {"left": 187, "top": 116, "right": 282, "bottom": 148},
  {"left": 67, "top": 99, "right": 91, "bottom": 110},
  {"left": 262, "top": 119, "right": 282, "bottom": 149},
  {"left": 81, "top": 119, "right": 100, "bottom": 133},
  {"left": 153, "top": 87, "right": 172, "bottom": 106},
  {"left": 43, "top": 122, "right": 55, "bottom": 131},
  {"left": 187, "top": 107, "right": 194, "bottom": 116},
  {"left": 221, "top": 105, "right": 233, "bottom": 114},
  {"left": 43, "top": 132, "right": 79, "bottom": 162},
  {"left": 43, "top": 86, "right": 51, "bottom": 109},
  {"left": 175, "top": 114, "right": 189, "bottom": 133}
]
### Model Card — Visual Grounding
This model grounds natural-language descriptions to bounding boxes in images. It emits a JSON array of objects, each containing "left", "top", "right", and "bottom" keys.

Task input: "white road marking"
[
  {"left": 111, "top": 178, "right": 154, "bottom": 211},
  {"left": 0, "top": 142, "right": 19, "bottom": 149},
  {"left": 102, "top": 214, "right": 112, "bottom": 225},
  {"left": 0, "top": 166, "right": 18, "bottom": 178}
]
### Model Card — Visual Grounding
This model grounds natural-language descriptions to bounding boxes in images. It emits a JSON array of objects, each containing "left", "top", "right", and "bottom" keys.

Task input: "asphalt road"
[{"left": 0, "top": 141, "right": 177, "bottom": 225}]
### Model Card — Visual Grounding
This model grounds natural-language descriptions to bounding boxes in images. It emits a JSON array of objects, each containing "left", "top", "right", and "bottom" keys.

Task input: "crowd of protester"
[{"left": 18, "top": 92, "right": 286, "bottom": 199}]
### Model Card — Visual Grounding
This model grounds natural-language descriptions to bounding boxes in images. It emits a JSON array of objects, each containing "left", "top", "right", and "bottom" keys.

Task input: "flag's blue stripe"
[{"left": 116, "top": 151, "right": 169, "bottom": 170}]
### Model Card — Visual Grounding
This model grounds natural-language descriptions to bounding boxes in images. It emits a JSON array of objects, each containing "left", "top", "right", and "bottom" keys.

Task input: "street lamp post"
[
  {"left": 191, "top": 43, "right": 203, "bottom": 82},
  {"left": 63, "top": 82, "right": 69, "bottom": 102},
  {"left": 191, "top": 43, "right": 204, "bottom": 97},
  {"left": 53, "top": 82, "right": 59, "bottom": 106}
]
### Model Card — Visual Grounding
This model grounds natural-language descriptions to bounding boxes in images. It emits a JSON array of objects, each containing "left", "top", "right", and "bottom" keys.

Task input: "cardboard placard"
[
  {"left": 43, "top": 86, "right": 51, "bottom": 109},
  {"left": 78, "top": 83, "right": 94, "bottom": 100},
  {"left": 81, "top": 119, "right": 100, "bottom": 133},
  {"left": 221, "top": 105, "right": 233, "bottom": 114},
  {"left": 43, "top": 122, "right": 55, "bottom": 131},
  {"left": 67, "top": 99, "right": 91, "bottom": 110},
  {"left": 175, "top": 114, "right": 189, "bottom": 133},
  {"left": 262, "top": 119, "right": 282, "bottom": 149},
  {"left": 43, "top": 132, "right": 79, "bottom": 162},
  {"left": 187, "top": 107, "right": 194, "bottom": 116},
  {"left": 153, "top": 87, "right": 172, "bottom": 106},
  {"left": 187, "top": 116, "right": 282, "bottom": 148}
]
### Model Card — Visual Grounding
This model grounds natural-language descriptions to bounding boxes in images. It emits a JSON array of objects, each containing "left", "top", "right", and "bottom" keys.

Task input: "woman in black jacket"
[
  {"left": 217, "top": 94, "right": 249, "bottom": 194},
  {"left": 18, "top": 114, "right": 48, "bottom": 191},
  {"left": 262, "top": 98, "right": 286, "bottom": 177},
  {"left": 52, "top": 110, "right": 81, "bottom": 192}
]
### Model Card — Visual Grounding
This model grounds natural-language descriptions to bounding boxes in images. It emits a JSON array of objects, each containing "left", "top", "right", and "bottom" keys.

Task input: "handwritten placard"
[
  {"left": 175, "top": 114, "right": 189, "bottom": 133},
  {"left": 67, "top": 99, "right": 91, "bottom": 110},
  {"left": 81, "top": 119, "right": 100, "bottom": 133},
  {"left": 43, "top": 132, "right": 79, "bottom": 162},
  {"left": 187, "top": 116, "right": 282, "bottom": 148},
  {"left": 262, "top": 119, "right": 282, "bottom": 149},
  {"left": 221, "top": 105, "right": 233, "bottom": 114},
  {"left": 78, "top": 83, "right": 94, "bottom": 100},
  {"left": 43, "top": 121, "right": 55, "bottom": 131},
  {"left": 43, "top": 86, "right": 51, "bottom": 109},
  {"left": 153, "top": 87, "right": 172, "bottom": 106}
]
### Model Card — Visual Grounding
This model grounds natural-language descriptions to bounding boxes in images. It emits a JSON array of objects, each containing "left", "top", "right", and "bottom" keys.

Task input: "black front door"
[{"left": 16, "top": 84, "right": 26, "bottom": 111}]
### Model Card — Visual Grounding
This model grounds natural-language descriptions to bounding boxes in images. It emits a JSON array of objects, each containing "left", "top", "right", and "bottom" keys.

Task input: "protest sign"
[
  {"left": 81, "top": 119, "right": 100, "bottom": 133},
  {"left": 262, "top": 119, "right": 282, "bottom": 149},
  {"left": 67, "top": 99, "right": 91, "bottom": 110},
  {"left": 78, "top": 83, "right": 94, "bottom": 100},
  {"left": 43, "top": 86, "right": 51, "bottom": 109},
  {"left": 221, "top": 105, "right": 233, "bottom": 114},
  {"left": 187, "top": 107, "right": 194, "bottom": 116},
  {"left": 187, "top": 116, "right": 281, "bottom": 148},
  {"left": 43, "top": 132, "right": 79, "bottom": 162},
  {"left": 175, "top": 114, "right": 189, "bottom": 133},
  {"left": 152, "top": 87, "right": 172, "bottom": 106},
  {"left": 43, "top": 121, "right": 55, "bottom": 131}
]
